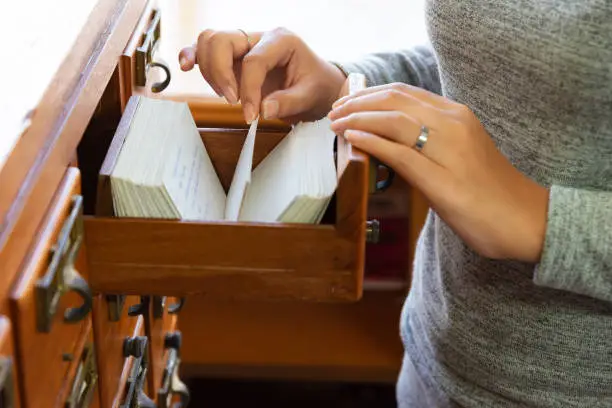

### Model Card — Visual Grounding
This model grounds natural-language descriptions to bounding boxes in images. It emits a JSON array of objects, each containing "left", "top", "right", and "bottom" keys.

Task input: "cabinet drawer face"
[
  {"left": 10, "top": 167, "right": 93, "bottom": 408},
  {"left": 0, "top": 316, "right": 21, "bottom": 408},
  {"left": 58, "top": 320, "right": 99, "bottom": 408},
  {"left": 91, "top": 295, "right": 143, "bottom": 408},
  {"left": 146, "top": 296, "right": 180, "bottom": 400},
  {"left": 119, "top": 0, "right": 169, "bottom": 109}
]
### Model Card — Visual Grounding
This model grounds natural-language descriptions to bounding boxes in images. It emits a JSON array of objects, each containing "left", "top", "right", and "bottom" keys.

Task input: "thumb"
[
  {"left": 178, "top": 45, "right": 197, "bottom": 71},
  {"left": 261, "top": 81, "right": 316, "bottom": 120}
]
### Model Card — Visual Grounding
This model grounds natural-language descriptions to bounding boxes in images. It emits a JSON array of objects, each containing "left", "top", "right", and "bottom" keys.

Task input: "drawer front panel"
[
  {"left": 92, "top": 295, "right": 143, "bottom": 408},
  {"left": 58, "top": 320, "right": 99, "bottom": 408},
  {"left": 10, "top": 168, "right": 93, "bottom": 408},
  {"left": 146, "top": 296, "right": 180, "bottom": 399}
]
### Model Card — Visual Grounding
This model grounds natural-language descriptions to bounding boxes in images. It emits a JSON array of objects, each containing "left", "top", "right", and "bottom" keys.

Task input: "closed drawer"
[
  {"left": 147, "top": 296, "right": 179, "bottom": 398},
  {"left": 92, "top": 295, "right": 143, "bottom": 408},
  {"left": 10, "top": 167, "right": 93, "bottom": 408},
  {"left": 115, "top": 316, "right": 151, "bottom": 407},
  {"left": 59, "top": 320, "right": 99, "bottom": 408}
]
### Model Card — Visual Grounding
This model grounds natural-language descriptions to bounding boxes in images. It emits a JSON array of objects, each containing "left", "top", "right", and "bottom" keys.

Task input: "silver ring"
[{"left": 414, "top": 125, "right": 429, "bottom": 152}]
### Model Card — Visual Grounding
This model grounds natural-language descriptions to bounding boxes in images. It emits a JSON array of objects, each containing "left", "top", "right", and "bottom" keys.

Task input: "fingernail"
[
  {"left": 244, "top": 102, "right": 257, "bottom": 124},
  {"left": 225, "top": 87, "right": 238, "bottom": 104},
  {"left": 179, "top": 56, "right": 187, "bottom": 69},
  {"left": 262, "top": 99, "right": 279, "bottom": 120}
]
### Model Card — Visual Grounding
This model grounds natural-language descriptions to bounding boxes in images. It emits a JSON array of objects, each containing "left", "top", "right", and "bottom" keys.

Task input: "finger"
[
  {"left": 197, "top": 30, "right": 254, "bottom": 103},
  {"left": 178, "top": 45, "right": 197, "bottom": 71},
  {"left": 331, "top": 109, "right": 435, "bottom": 144},
  {"left": 344, "top": 130, "right": 450, "bottom": 198},
  {"left": 333, "top": 82, "right": 451, "bottom": 110},
  {"left": 240, "top": 31, "right": 295, "bottom": 123},
  {"left": 328, "top": 88, "right": 419, "bottom": 120},
  {"left": 261, "top": 80, "right": 317, "bottom": 120}
]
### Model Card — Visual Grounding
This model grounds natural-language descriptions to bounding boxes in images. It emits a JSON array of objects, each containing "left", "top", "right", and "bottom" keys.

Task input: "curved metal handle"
[
  {"left": 169, "top": 368, "right": 190, "bottom": 408},
  {"left": 159, "top": 332, "right": 190, "bottom": 408},
  {"left": 167, "top": 298, "right": 185, "bottom": 315},
  {"left": 63, "top": 266, "right": 93, "bottom": 323},
  {"left": 374, "top": 163, "right": 395, "bottom": 192},
  {"left": 128, "top": 296, "right": 149, "bottom": 317},
  {"left": 149, "top": 61, "right": 171, "bottom": 93},
  {"left": 137, "top": 391, "right": 157, "bottom": 408}
]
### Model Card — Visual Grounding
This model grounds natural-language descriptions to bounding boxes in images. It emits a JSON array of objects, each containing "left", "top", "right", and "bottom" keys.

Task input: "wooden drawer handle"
[
  {"left": 0, "top": 356, "right": 16, "bottom": 407},
  {"left": 35, "top": 195, "right": 93, "bottom": 333},
  {"left": 158, "top": 332, "right": 190, "bottom": 408},
  {"left": 121, "top": 336, "right": 156, "bottom": 408}
]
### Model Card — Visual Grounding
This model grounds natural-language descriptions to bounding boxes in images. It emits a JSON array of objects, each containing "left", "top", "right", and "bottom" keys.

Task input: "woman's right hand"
[{"left": 178, "top": 27, "right": 347, "bottom": 124}]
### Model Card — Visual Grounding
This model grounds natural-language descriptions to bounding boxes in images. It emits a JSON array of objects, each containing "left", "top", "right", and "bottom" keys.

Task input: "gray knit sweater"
[{"left": 343, "top": 1, "right": 612, "bottom": 407}]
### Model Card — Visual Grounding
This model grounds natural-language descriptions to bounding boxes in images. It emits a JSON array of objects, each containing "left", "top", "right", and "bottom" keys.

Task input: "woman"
[{"left": 179, "top": 1, "right": 611, "bottom": 406}]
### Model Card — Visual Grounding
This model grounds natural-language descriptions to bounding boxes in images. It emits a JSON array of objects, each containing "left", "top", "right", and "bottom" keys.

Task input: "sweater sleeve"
[
  {"left": 338, "top": 45, "right": 442, "bottom": 95},
  {"left": 534, "top": 184, "right": 612, "bottom": 302}
]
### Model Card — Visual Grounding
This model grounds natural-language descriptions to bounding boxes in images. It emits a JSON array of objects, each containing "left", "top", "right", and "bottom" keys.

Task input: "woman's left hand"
[{"left": 328, "top": 83, "right": 549, "bottom": 263}]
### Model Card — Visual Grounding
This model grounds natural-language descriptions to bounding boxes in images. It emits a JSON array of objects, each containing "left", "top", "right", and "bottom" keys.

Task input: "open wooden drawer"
[{"left": 81, "top": 97, "right": 372, "bottom": 302}]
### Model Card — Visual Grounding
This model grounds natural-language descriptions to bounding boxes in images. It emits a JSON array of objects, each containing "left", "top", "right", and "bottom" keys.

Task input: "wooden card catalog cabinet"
[
  {"left": 81, "top": 98, "right": 371, "bottom": 302},
  {"left": 9, "top": 168, "right": 94, "bottom": 408}
]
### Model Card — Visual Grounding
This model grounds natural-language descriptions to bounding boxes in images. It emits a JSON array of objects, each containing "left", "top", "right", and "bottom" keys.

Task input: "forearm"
[
  {"left": 534, "top": 185, "right": 612, "bottom": 302},
  {"left": 338, "top": 45, "right": 442, "bottom": 94}
]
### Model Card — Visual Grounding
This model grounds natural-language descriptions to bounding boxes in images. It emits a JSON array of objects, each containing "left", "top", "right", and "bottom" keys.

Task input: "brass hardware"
[
  {"left": 366, "top": 220, "right": 380, "bottom": 244},
  {"left": 153, "top": 297, "right": 185, "bottom": 319},
  {"left": 121, "top": 336, "right": 156, "bottom": 408},
  {"left": 0, "top": 356, "right": 16, "bottom": 407},
  {"left": 107, "top": 295, "right": 127, "bottom": 322},
  {"left": 158, "top": 332, "right": 190, "bottom": 408},
  {"left": 152, "top": 296, "right": 166, "bottom": 320},
  {"left": 35, "top": 195, "right": 93, "bottom": 333},
  {"left": 167, "top": 298, "right": 185, "bottom": 315},
  {"left": 128, "top": 296, "right": 149, "bottom": 318},
  {"left": 135, "top": 9, "right": 171, "bottom": 93},
  {"left": 65, "top": 343, "right": 98, "bottom": 408},
  {"left": 368, "top": 159, "right": 395, "bottom": 193}
]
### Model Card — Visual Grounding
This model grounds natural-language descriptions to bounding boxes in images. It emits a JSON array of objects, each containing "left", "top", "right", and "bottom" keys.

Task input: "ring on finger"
[{"left": 414, "top": 125, "right": 429, "bottom": 152}]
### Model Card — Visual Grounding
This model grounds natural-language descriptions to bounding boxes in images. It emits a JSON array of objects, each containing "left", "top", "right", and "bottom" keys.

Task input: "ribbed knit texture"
[{"left": 343, "top": 0, "right": 612, "bottom": 406}]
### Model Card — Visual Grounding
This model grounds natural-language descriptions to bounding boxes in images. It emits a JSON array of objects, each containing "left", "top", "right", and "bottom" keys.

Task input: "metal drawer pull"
[
  {"left": 158, "top": 332, "right": 190, "bottom": 408},
  {"left": 128, "top": 296, "right": 149, "bottom": 317},
  {"left": 35, "top": 195, "right": 93, "bottom": 333},
  {"left": 64, "top": 343, "right": 98, "bottom": 408},
  {"left": 167, "top": 298, "right": 185, "bottom": 315},
  {"left": 121, "top": 336, "right": 156, "bottom": 408},
  {"left": 0, "top": 356, "right": 15, "bottom": 408},
  {"left": 135, "top": 9, "right": 171, "bottom": 93}
]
